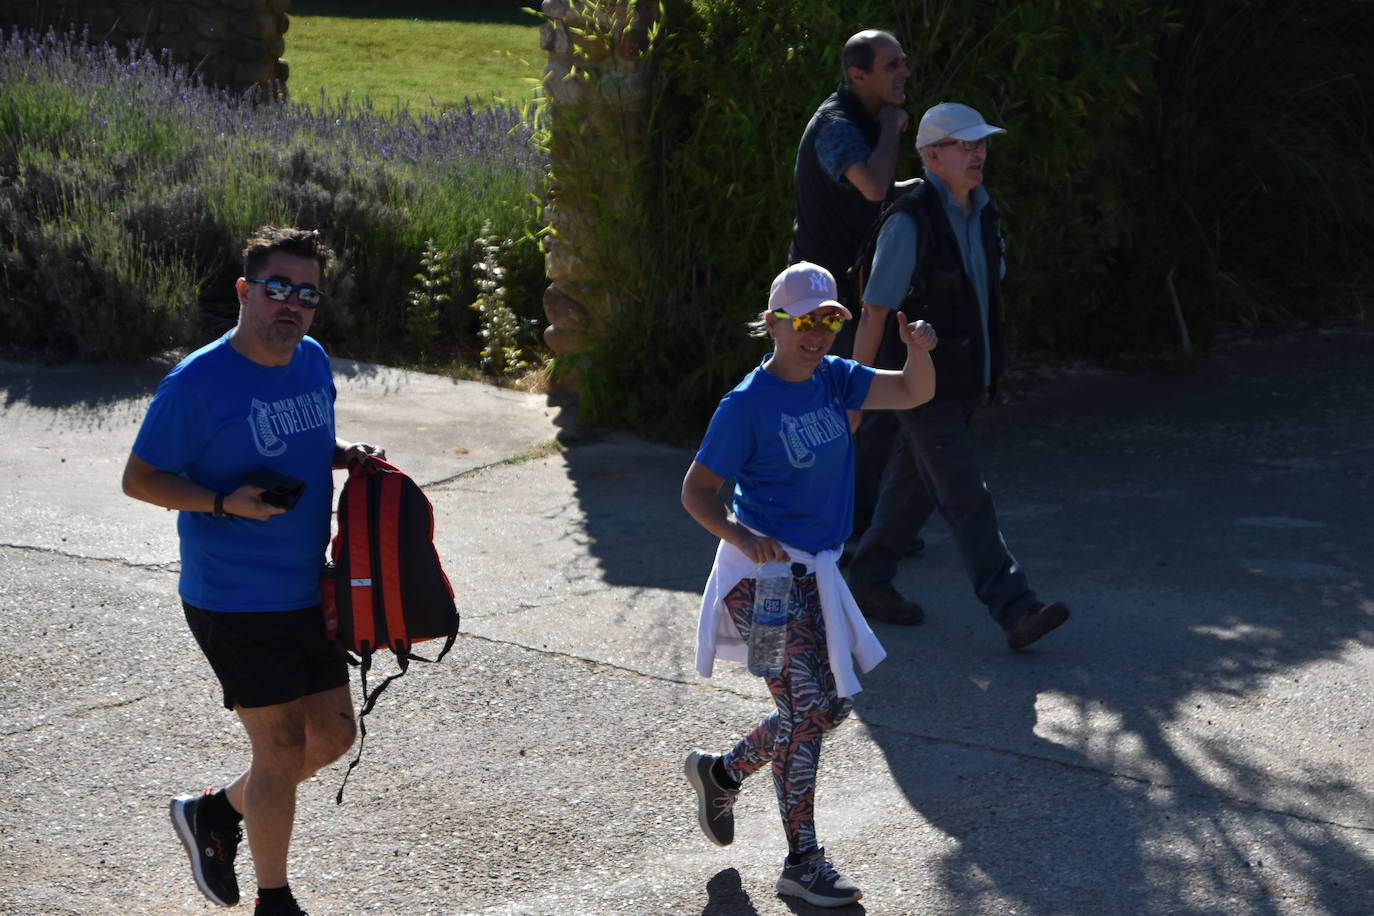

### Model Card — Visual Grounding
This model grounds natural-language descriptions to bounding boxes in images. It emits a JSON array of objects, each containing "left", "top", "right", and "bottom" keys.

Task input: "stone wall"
[
  {"left": 0, "top": 0, "right": 292, "bottom": 92},
  {"left": 538, "top": 0, "right": 655, "bottom": 370}
]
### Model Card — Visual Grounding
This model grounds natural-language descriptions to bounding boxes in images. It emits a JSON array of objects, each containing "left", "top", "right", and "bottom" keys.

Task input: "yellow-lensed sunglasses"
[{"left": 773, "top": 310, "right": 846, "bottom": 333}]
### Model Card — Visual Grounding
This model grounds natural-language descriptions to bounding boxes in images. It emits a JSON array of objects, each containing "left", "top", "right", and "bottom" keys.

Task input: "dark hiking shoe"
[
  {"left": 1005, "top": 601, "right": 1071, "bottom": 650},
  {"left": 684, "top": 750, "right": 738, "bottom": 846},
  {"left": 170, "top": 788, "right": 241, "bottom": 907},
  {"left": 776, "top": 847, "right": 863, "bottom": 907},
  {"left": 851, "top": 586, "right": 925, "bottom": 625}
]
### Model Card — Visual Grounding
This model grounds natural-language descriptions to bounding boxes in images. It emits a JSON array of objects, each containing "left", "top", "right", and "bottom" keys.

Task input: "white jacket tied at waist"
[{"left": 694, "top": 536, "right": 886, "bottom": 698}]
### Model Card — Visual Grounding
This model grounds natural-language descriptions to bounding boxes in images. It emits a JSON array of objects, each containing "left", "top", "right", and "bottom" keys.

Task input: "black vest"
[
  {"left": 881, "top": 181, "right": 1005, "bottom": 396},
  {"left": 790, "top": 86, "right": 884, "bottom": 292}
]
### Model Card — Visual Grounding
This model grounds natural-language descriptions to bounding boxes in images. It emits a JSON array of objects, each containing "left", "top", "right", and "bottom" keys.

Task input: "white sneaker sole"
[{"left": 776, "top": 877, "right": 863, "bottom": 907}]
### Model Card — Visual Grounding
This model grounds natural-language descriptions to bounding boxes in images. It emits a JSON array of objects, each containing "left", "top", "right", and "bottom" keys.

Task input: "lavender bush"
[{"left": 0, "top": 28, "right": 548, "bottom": 367}]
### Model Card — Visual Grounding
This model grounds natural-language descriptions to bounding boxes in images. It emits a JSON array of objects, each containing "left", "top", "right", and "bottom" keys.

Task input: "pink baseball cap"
[{"left": 768, "top": 262, "right": 853, "bottom": 318}]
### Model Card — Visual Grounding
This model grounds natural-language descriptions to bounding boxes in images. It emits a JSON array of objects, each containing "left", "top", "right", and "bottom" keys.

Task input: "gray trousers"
[{"left": 847, "top": 394, "right": 1038, "bottom": 626}]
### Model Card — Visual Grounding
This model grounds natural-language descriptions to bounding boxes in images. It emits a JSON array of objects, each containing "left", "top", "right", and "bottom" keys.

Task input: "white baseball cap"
[
  {"left": 915, "top": 102, "right": 1006, "bottom": 148},
  {"left": 768, "top": 262, "right": 852, "bottom": 318}
]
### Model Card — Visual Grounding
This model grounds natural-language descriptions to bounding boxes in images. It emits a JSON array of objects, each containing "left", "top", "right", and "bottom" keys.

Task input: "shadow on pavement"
[
  {"left": 554, "top": 333, "right": 1373, "bottom": 913},
  {"left": 854, "top": 335, "right": 1374, "bottom": 913},
  {"left": 0, "top": 358, "right": 172, "bottom": 410},
  {"left": 560, "top": 434, "right": 715, "bottom": 593},
  {"left": 701, "top": 868, "right": 760, "bottom": 915}
]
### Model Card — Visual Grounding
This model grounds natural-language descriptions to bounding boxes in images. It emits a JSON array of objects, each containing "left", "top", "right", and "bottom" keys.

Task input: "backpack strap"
[
  {"left": 849, "top": 178, "right": 924, "bottom": 306},
  {"left": 378, "top": 471, "right": 408, "bottom": 653},
  {"left": 345, "top": 463, "right": 376, "bottom": 652},
  {"left": 336, "top": 650, "right": 378, "bottom": 804}
]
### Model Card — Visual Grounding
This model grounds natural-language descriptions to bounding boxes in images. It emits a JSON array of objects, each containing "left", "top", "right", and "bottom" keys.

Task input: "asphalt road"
[{"left": 1, "top": 333, "right": 1371, "bottom": 915}]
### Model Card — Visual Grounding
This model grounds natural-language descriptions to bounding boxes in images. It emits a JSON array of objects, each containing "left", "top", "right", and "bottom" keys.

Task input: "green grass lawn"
[{"left": 284, "top": 1, "right": 544, "bottom": 111}]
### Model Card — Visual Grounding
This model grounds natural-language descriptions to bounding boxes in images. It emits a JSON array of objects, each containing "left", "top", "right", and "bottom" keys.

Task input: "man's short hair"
[
  {"left": 842, "top": 30, "right": 896, "bottom": 82},
  {"left": 241, "top": 226, "right": 335, "bottom": 278}
]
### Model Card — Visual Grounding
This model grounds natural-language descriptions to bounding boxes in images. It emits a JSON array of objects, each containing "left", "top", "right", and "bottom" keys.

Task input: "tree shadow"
[
  {"left": 555, "top": 334, "right": 1374, "bottom": 913},
  {"left": 559, "top": 433, "right": 712, "bottom": 593},
  {"left": 851, "top": 334, "right": 1374, "bottom": 913},
  {"left": 0, "top": 358, "right": 172, "bottom": 411}
]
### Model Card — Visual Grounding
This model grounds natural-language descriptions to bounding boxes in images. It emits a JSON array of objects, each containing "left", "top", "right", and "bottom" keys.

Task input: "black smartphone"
[{"left": 243, "top": 468, "right": 306, "bottom": 511}]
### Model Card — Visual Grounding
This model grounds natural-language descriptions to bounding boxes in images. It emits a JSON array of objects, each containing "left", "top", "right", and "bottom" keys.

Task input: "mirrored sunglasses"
[
  {"left": 248, "top": 276, "right": 323, "bottom": 308},
  {"left": 773, "top": 309, "right": 845, "bottom": 333}
]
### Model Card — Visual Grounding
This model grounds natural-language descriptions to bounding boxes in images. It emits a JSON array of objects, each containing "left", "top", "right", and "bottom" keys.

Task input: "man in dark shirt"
[
  {"left": 790, "top": 30, "right": 923, "bottom": 587},
  {"left": 790, "top": 28, "right": 911, "bottom": 348}
]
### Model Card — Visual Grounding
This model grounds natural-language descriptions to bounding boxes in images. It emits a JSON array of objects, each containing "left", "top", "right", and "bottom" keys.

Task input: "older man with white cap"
[{"left": 845, "top": 102, "right": 1072, "bottom": 650}]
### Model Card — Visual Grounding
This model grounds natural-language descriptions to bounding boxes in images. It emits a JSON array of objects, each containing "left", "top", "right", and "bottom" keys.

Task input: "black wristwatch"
[{"left": 212, "top": 492, "right": 232, "bottom": 519}]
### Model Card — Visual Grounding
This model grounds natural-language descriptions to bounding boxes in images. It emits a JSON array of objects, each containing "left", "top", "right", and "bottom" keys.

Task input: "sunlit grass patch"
[{"left": 284, "top": 13, "right": 543, "bottom": 112}]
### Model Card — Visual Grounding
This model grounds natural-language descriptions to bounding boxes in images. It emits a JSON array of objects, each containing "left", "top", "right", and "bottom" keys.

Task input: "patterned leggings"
[{"left": 720, "top": 572, "right": 853, "bottom": 856}]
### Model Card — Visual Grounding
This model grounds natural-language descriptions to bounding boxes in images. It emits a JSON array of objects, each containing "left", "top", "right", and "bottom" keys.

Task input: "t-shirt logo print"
[
  {"left": 779, "top": 413, "right": 817, "bottom": 468},
  {"left": 249, "top": 397, "right": 287, "bottom": 457},
  {"left": 246, "top": 389, "right": 333, "bottom": 458},
  {"left": 779, "top": 405, "right": 848, "bottom": 470}
]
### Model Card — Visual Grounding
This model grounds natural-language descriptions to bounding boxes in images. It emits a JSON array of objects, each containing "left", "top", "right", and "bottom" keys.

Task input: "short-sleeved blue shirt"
[
  {"left": 815, "top": 118, "right": 872, "bottom": 184},
  {"left": 694, "top": 355, "right": 875, "bottom": 553},
  {"left": 133, "top": 333, "right": 337, "bottom": 612}
]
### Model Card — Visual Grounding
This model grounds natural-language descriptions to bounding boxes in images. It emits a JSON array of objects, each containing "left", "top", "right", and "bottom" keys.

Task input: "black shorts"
[{"left": 183, "top": 602, "right": 350, "bottom": 710}]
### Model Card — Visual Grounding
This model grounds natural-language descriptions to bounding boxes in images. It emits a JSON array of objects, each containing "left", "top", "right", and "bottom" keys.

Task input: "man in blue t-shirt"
[{"left": 123, "top": 227, "right": 383, "bottom": 916}]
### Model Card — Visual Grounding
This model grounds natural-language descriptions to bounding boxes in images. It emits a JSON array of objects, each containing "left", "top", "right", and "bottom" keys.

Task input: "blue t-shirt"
[
  {"left": 694, "top": 355, "right": 875, "bottom": 553},
  {"left": 133, "top": 333, "right": 337, "bottom": 612}
]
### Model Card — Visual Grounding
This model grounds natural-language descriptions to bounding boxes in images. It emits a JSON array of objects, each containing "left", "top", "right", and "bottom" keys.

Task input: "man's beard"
[{"left": 259, "top": 310, "right": 306, "bottom": 348}]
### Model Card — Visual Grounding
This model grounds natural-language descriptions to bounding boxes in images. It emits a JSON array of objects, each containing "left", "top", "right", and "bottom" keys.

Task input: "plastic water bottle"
[{"left": 748, "top": 562, "right": 792, "bottom": 677}]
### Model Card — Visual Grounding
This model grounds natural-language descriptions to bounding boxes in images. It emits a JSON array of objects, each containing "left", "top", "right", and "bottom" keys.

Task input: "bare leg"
[{"left": 223, "top": 685, "right": 355, "bottom": 889}]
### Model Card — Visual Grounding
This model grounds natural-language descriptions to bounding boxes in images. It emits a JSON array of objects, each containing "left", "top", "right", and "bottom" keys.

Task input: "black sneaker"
[
  {"left": 1005, "top": 600, "right": 1071, "bottom": 651},
  {"left": 684, "top": 750, "right": 738, "bottom": 846},
  {"left": 254, "top": 894, "right": 308, "bottom": 915},
  {"left": 776, "top": 847, "right": 862, "bottom": 907},
  {"left": 169, "top": 788, "right": 242, "bottom": 907},
  {"left": 851, "top": 586, "right": 925, "bottom": 626}
]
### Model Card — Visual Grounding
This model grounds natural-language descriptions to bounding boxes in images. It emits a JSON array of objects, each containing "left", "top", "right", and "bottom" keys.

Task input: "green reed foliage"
[
  {"left": 1126, "top": 0, "right": 1374, "bottom": 351},
  {"left": 551, "top": 0, "right": 1372, "bottom": 436}
]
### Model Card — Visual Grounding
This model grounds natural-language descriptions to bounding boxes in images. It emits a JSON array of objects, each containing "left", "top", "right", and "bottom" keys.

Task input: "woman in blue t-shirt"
[{"left": 680, "top": 261, "right": 937, "bottom": 907}]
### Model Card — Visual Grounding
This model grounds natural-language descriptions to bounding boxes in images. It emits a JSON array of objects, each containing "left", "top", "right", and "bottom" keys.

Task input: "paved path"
[{"left": 1, "top": 334, "right": 1371, "bottom": 915}]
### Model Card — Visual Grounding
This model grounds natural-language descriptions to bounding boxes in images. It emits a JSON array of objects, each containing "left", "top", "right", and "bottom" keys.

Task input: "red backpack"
[{"left": 322, "top": 456, "right": 459, "bottom": 801}]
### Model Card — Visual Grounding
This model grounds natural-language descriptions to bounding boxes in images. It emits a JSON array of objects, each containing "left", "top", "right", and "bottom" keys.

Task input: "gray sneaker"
[
  {"left": 684, "top": 750, "right": 738, "bottom": 846},
  {"left": 170, "top": 788, "right": 241, "bottom": 907},
  {"left": 776, "top": 847, "right": 862, "bottom": 907}
]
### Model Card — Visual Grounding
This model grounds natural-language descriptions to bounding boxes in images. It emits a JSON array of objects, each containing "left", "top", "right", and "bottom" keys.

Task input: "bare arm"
[
  {"left": 852, "top": 301, "right": 891, "bottom": 368},
  {"left": 681, "top": 461, "right": 790, "bottom": 564},
  {"left": 860, "top": 311, "right": 937, "bottom": 411},
  {"left": 842, "top": 106, "right": 908, "bottom": 202},
  {"left": 121, "top": 452, "right": 283, "bottom": 522},
  {"left": 844, "top": 302, "right": 893, "bottom": 432}
]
